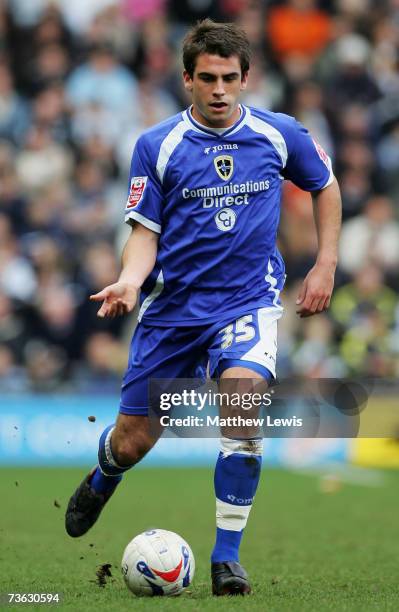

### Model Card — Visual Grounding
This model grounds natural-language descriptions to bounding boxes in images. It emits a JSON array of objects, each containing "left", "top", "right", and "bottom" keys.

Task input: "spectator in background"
[
  {"left": 370, "top": 9, "right": 399, "bottom": 97},
  {"left": 0, "top": 1, "right": 10, "bottom": 53},
  {"left": 338, "top": 103, "right": 371, "bottom": 143},
  {"left": 72, "top": 158, "right": 109, "bottom": 205},
  {"left": 330, "top": 264, "right": 398, "bottom": 376},
  {"left": 291, "top": 315, "right": 346, "bottom": 377},
  {"left": 85, "top": 6, "right": 137, "bottom": 66},
  {"left": 71, "top": 101, "right": 122, "bottom": 149},
  {"left": 24, "top": 339, "right": 68, "bottom": 392},
  {"left": 72, "top": 331, "right": 126, "bottom": 393},
  {"left": 115, "top": 70, "right": 181, "bottom": 175},
  {"left": 335, "top": 138, "right": 375, "bottom": 219},
  {"left": 331, "top": 263, "right": 397, "bottom": 332},
  {"left": 235, "top": 0, "right": 265, "bottom": 50},
  {"left": 325, "top": 33, "right": 380, "bottom": 108},
  {"left": 0, "top": 289, "right": 32, "bottom": 364},
  {"left": 25, "top": 43, "right": 71, "bottom": 96},
  {"left": 0, "top": 60, "right": 30, "bottom": 145},
  {"left": 0, "top": 344, "right": 28, "bottom": 392},
  {"left": 32, "top": 282, "right": 82, "bottom": 361},
  {"left": 57, "top": 0, "right": 119, "bottom": 36},
  {"left": 267, "top": 0, "right": 332, "bottom": 76},
  {"left": 32, "top": 5, "right": 72, "bottom": 50},
  {"left": 22, "top": 234, "right": 72, "bottom": 291},
  {"left": 339, "top": 307, "right": 396, "bottom": 377},
  {"left": 20, "top": 184, "right": 71, "bottom": 244},
  {"left": 63, "top": 193, "right": 111, "bottom": 244},
  {"left": 240, "top": 54, "right": 283, "bottom": 111},
  {"left": 122, "top": 0, "right": 167, "bottom": 24},
  {"left": 32, "top": 83, "right": 71, "bottom": 144},
  {"left": 0, "top": 141, "right": 29, "bottom": 235},
  {"left": 6, "top": 0, "right": 48, "bottom": 28},
  {"left": 288, "top": 80, "right": 334, "bottom": 161},
  {"left": 74, "top": 241, "right": 126, "bottom": 342},
  {"left": 376, "top": 121, "right": 399, "bottom": 200},
  {"left": 338, "top": 167, "right": 372, "bottom": 220},
  {"left": 338, "top": 194, "right": 399, "bottom": 277},
  {"left": 0, "top": 213, "right": 37, "bottom": 302},
  {"left": 61, "top": 158, "right": 121, "bottom": 242},
  {"left": 66, "top": 42, "right": 138, "bottom": 114},
  {"left": 168, "top": 0, "right": 226, "bottom": 28},
  {"left": 15, "top": 123, "right": 73, "bottom": 193}
]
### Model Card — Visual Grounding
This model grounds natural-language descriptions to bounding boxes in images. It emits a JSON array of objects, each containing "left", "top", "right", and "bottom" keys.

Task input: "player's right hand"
[{"left": 90, "top": 282, "right": 138, "bottom": 318}]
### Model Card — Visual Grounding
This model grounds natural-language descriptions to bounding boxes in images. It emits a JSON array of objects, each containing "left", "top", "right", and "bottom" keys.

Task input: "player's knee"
[{"left": 112, "top": 434, "right": 154, "bottom": 466}]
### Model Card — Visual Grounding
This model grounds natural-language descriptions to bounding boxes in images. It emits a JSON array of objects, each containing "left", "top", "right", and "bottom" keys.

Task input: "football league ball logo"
[{"left": 214, "top": 155, "right": 234, "bottom": 181}]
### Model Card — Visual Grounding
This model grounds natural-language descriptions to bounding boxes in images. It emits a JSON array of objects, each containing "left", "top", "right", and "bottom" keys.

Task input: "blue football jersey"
[{"left": 124, "top": 105, "right": 333, "bottom": 326}]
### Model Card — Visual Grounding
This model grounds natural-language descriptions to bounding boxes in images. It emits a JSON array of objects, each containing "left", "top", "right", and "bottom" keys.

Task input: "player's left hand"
[{"left": 295, "top": 263, "right": 335, "bottom": 318}]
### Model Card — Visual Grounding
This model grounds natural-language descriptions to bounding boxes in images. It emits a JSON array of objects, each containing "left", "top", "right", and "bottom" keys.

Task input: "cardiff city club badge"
[
  {"left": 214, "top": 155, "right": 234, "bottom": 181},
  {"left": 126, "top": 176, "right": 148, "bottom": 208}
]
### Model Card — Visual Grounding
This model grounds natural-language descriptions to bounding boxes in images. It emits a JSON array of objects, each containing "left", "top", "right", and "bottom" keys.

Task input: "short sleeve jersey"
[{"left": 124, "top": 105, "right": 333, "bottom": 326}]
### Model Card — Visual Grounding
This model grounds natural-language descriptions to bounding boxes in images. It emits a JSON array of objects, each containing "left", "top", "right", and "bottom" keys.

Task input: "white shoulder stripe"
[
  {"left": 125, "top": 211, "right": 161, "bottom": 234},
  {"left": 246, "top": 110, "right": 288, "bottom": 167},
  {"left": 156, "top": 120, "right": 189, "bottom": 183}
]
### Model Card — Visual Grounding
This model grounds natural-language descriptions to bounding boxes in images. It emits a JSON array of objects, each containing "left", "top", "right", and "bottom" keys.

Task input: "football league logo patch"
[
  {"left": 126, "top": 176, "right": 148, "bottom": 208},
  {"left": 312, "top": 139, "right": 330, "bottom": 169},
  {"left": 214, "top": 155, "right": 234, "bottom": 181}
]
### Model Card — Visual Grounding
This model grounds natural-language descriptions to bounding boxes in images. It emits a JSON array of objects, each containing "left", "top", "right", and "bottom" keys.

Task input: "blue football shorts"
[{"left": 120, "top": 306, "right": 283, "bottom": 415}]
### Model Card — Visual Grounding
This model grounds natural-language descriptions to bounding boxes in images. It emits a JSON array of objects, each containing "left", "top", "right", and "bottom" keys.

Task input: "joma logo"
[{"left": 204, "top": 144, "right": 239, "bottom": 155}]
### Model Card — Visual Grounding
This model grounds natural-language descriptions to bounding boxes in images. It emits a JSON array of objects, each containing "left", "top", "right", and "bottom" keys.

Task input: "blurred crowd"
[{"left": 0, "top": 0, "right": 399, "bottom": 393}]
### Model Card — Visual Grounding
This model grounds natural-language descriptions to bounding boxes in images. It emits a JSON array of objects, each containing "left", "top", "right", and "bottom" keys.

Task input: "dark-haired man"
[{"left": 66, "top": 19, "right": 341, "bottom": 596}]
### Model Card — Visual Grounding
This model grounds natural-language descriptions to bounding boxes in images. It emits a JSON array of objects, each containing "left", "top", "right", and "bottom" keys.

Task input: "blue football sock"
[
  {"left": 90, "top": 466, "right": 122, "bottom": 494},
  {"left": 211, "top": 438, "right": 263, "bottom": 564},
  {"left": 213, "top": 527, "right": 243, "bottom": 563},
  {"left": 90, "top": 424, "right": 133, "bottom": 495}
]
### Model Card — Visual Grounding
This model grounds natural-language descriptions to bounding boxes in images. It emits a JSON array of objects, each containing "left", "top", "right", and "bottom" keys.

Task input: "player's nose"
[{"left": 213, "top": 77, "right": 226, "bottom": 96}]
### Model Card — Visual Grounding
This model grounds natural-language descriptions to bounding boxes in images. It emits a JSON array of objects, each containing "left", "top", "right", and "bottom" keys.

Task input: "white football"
[{"left": 121, "top": 529, "right": 195, "bottom": 597}]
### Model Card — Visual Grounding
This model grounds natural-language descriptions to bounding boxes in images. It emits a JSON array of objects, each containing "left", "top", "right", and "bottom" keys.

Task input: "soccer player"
[{"left": 65, "top": 19, "right": 341, "bottom": 595}]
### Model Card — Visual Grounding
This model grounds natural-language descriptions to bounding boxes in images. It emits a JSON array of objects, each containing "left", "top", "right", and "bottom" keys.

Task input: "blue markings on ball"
[
  {"left": 136, "top": 561, "right": 155, "bottom": 579},
  {"left": 145, "top": 578, "right": 164, "bottom": 596},
  {"left": 182, "top": 545, "right": 190, "bottom": 569},
  {"left": 182, "top": 565, "right": 191, "bottom": 587}
]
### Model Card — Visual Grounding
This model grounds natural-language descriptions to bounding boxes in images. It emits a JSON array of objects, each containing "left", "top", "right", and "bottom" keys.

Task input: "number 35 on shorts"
[
  {"left": 215, "top": 308, "right": 282, "bottom": 378},
  {"left": 219, "top": 315, "right": 255, "bottom": 349}
]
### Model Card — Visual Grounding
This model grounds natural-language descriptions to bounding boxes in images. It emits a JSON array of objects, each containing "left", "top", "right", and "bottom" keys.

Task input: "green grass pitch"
[{"left": 1, "top": 466, "right": 398, "bottom": 611}]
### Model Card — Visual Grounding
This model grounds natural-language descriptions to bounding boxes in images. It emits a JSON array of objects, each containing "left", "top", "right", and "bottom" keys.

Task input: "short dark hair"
[{"left": 182, "top": 19, "right": 251, "bottom": 78}]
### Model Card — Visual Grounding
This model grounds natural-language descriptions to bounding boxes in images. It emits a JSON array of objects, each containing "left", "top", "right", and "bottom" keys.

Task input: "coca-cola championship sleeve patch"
[
  {"left": 126, "top": 176, "right": 148, "bottom": 209},
  {"left": 312, "top": 138, "right": 330, "bottom": 169},
  {"left": 282, "top": 119, "right": 334, "bottom": 191},
  {"left": 125, "top": 136, "right": 164, "bottom": 234}
]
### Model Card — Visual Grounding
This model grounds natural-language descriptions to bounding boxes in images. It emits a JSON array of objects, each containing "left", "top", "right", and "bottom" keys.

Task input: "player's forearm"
[
  {"left": 312, "top": 178, "right": 342, "bottom": 269},
  {"left": 118, "top": 224, "right": 159, "bottom": 289}
]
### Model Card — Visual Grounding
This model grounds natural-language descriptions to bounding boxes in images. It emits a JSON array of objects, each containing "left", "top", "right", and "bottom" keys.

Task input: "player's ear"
[
  {"left": 183, "top": 70, "right": 193, "bottom": 92},
  {"left": 240, "top": 71, "right": 249, "bottom": 91}
]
